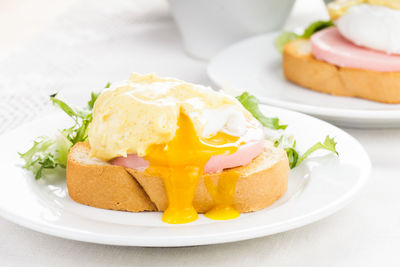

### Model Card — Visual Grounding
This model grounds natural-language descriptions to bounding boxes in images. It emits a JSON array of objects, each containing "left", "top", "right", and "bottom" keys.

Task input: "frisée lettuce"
[
  {"left": 236, "top": 92, "right": 338, "bottom": 169},
  {"left": 19, "top": 84, "right": 109, "bottom": 179}
]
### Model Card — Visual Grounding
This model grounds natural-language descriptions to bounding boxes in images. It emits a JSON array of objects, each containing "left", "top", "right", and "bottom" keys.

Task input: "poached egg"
[{"left": 336, "top": 4, "right": 400, "bottom": 54}]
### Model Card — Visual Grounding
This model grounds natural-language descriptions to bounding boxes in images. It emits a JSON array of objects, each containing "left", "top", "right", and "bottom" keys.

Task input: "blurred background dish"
[
  {"left": 207, "top": 32, "right": 400, "bottom": 128},
  {"left": 168, "top": 0, "right": 296, "bottom": 59}
]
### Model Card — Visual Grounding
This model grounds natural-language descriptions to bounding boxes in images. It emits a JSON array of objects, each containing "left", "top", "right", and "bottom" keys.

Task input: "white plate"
[
  {"left": 207, "top": 32, "right": 400, "bottom": 128},
  {"left": 0, "top": 106, "right": 370, "bottom": 247}
]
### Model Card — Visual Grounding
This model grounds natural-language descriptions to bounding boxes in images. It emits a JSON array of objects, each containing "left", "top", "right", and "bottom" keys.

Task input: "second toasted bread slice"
[{"left": 283, "top": 38, "right": 400, "bottom": 103}]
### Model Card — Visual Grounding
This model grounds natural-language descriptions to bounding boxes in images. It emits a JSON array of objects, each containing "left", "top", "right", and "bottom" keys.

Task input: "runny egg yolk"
[
  {"left": 144, "top": 110, "right": 240, "bottom": 224},
  {"left": 204, "top": 171, "right": 240, "bottom": 220}
]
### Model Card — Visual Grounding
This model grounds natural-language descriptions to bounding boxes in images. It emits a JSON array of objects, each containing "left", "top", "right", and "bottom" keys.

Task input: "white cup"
[{"left": 168, "top": 0, "right": 296, "bottom": 59}]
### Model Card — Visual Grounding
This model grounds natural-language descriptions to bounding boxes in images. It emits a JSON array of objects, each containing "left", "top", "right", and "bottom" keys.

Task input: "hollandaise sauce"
[{"left": 144, "top": 111, "right": 240, "bottom": 224}]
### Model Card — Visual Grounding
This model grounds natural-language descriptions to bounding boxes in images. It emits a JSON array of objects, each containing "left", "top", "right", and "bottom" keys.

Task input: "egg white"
[{"left": 337, "top": 4, "right": 400, "bottom": 54}]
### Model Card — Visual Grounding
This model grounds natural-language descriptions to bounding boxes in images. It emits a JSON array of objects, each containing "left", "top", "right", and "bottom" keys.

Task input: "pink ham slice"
[
  {"left": 204, "top": 138, "right": 264, "bottom": 173},
  {"left": 110, "top": 138, "right": 265, "bottom": 174},
  {"left": 111, "top": 154, "right": 149, "bottom": 171},
  {"left": 311, "top": 27, "right": 400, "bottom": 72}
]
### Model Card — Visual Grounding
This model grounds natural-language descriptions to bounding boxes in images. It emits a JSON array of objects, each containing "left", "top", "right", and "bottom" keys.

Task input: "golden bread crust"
[
  {"left": 66, "top": 142, "right": 156, "bottom": 212},
  {"left": 282, "top": 39, "right": 400, "bottom": 103}
]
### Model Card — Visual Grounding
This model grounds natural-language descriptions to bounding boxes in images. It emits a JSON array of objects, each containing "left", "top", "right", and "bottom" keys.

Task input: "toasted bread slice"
[
  {"left": 283, "top": 39, "right": 400, "bottom": 103},
  {"left": 66, "top": 142, "right": 156, "bottom": 212},
  {"left": 66, "top": 141, "right": 289, "bottom": 213}
]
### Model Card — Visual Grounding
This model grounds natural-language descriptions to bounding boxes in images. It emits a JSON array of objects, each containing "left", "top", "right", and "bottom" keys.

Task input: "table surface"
[{"left": 0, "top": 0, "right": 399, "bottom": 266}]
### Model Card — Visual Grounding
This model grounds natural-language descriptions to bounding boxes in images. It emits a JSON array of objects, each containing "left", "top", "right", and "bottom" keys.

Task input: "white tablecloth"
[{"left": 1, "top": 0, "right": 399, "bottom": 266}]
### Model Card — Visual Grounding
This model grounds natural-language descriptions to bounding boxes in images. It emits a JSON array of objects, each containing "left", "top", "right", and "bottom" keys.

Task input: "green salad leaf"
[
  {"left": 274, "top": 135, "right": 299, "bottom": 169},
  {"left": 236, "top": 92, "right": 287, "bottom": 130},
  {"left": 274, "top": 32, "right": 299, "bottom": 53},
  {"left": 19, "top": 84, "right": 107, "bottom": 179},
  {"left": 274, "top": 20, "right": 334, "bottom": 53},
  {"left": 274, "top": 134, "right": 338, "bottom": 169},
  {"left": 237, "top": 92, "right": 338, "bottom": 169},
  {"left": 295, "top": 136, "right": 338, "bottom": 167},
  {"left": 301, "top": 20, "right": 334, "bottom": 38}
]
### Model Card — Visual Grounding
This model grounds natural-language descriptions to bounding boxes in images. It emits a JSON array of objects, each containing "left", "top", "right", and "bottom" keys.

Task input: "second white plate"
[{"left": 208, "top": 32, "right": 400, "bottom": 128}]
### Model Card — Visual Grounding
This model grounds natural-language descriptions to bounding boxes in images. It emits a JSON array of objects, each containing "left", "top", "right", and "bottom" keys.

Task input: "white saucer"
[
  {"left": 0, "top": 106, "right": 370, "bottom": 247},
  {"left": 208, "top": 32, "right": 400, "bottom": 128}
]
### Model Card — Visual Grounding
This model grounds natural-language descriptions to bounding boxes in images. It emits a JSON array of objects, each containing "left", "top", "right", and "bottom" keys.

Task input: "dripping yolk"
[
  {"left": 144, "top": 111, "right": 239, "bottom": 224},
  {"left": 204, "top": 171, "right": 240, "bottom": 220}
]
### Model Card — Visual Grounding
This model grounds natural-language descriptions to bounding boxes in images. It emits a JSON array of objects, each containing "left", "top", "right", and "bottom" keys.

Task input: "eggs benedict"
[
  {"left": 66, "top": 73, "right": 289, "bottom": 224},
  {"left": 277, "top": 0, "right": 400, "bottom": 103}
]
